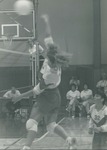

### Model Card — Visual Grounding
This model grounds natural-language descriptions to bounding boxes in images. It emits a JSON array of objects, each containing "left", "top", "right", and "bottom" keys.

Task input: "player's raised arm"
[
  {"left": 41, "top": 14, "right": 54, "bottom": 48},
  {"left": 41, "top": 14, "right": 52, "bottom": 37}
]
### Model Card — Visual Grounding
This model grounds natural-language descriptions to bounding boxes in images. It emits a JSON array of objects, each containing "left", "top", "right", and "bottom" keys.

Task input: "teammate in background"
[
  {"left": 88, "top": 88, "right": 107, "bottom": 149},
  {"left": 13, "top": 14, "right": 76, "bottom": 150}
]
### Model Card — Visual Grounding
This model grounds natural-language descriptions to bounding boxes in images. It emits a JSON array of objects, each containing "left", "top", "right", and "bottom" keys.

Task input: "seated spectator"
[
  {"left": 3, "top": 86, "right": 21, "bottom": 98},
  {"left": 3, "top": 87, "right": 21, "bottom": 117},
  {"left": 69, "top": 76, "right": 80, "bottom": 90},
  {"left": 80, "top": 83, "right": 93, "bottom": 118},
  {"left": 66, "top": 83, "right": 80, "bottom": 118},
  {"left": 96, "top": 72, "right": 107, "bottom": 96}
]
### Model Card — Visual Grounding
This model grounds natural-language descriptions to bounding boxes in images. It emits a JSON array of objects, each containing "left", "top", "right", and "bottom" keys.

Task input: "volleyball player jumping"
[{"left": 13, "top": 14, "right": 77, "bottom": 150}]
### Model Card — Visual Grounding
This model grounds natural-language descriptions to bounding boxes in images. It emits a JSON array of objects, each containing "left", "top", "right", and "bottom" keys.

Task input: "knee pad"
[
  {"left": 26, "top": 119, "right": 38, "bottom": 132},
  {"left": 46, "top": 122, "right": 58, "bottom": 133}
]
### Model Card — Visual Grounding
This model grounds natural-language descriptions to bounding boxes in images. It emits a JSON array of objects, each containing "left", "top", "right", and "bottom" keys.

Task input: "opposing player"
[{"left": 13, "top": 14, "right": 77, "bottom": 150}]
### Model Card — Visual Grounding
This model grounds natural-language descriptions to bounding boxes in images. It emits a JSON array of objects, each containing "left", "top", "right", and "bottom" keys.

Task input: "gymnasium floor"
[{"left": 0, "top": 117, "right": 93, "bottom": 150}]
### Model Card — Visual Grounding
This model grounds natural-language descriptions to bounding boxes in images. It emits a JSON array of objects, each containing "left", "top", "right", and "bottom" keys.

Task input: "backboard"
[{"left": 0, "top": 10, "right": 35, "bottom": 40}]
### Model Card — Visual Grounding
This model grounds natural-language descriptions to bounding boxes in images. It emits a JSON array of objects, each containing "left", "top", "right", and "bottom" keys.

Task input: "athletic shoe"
[
  {"left": 66, "top": 137, "right": 77, "bottom": 150},
  {"left": 87, "top": 115, "right": 90, "bottom": 119},
  {"left": 69, "top": 137, "right": 77, "bottom": 150}
]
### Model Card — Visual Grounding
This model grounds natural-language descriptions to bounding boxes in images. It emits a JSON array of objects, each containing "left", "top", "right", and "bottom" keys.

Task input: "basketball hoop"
[{"left": 2, "top": 34, "right": 14, "bottom": 49}]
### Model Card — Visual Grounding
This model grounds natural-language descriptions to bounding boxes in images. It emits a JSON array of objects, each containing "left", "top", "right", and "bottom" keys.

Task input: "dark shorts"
[
  {"left": 30, "top": 88, "right": 61, "bottom": 125},
  {"left": 92, "top": 132, "right": 107, "bottom": 149}
]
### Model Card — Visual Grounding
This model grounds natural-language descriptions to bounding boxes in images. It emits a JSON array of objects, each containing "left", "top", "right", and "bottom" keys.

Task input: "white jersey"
[
  {"left": 66, "top": 90, "right": 80, "bottom": 105},
  {"left": 96, "top": 80, "right": 107, "bottom": 88},
  {"left": 33, "top": 36, "right": 61, "bottom": 94},
  {"left": 89, "top": 104, "right": 107, "bottom": 132},
  {"left": 40, "top": 58, "right": 61, "bottom": 89},
  {"left": 81, "top": 89, "right": 93, "bottom": 100},
  {"left": 66, "top": 90, "right": 80, "bottom": 100},
  {"left": 96, "top": 80, "right": 107, "bottom": 96}
]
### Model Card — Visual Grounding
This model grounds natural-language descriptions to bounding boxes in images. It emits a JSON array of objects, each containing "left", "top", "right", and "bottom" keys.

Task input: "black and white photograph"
[{"left": 0, "top": 0, "right": 107, "bottom": 149}]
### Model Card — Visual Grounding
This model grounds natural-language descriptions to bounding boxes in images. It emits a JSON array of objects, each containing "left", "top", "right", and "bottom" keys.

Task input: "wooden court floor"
[{"left": 0, "top": 117, "right": 93, "bottom": 149}]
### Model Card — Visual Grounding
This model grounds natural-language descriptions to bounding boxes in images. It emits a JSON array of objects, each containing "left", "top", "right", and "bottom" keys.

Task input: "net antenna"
[{"left": 1, "top": 34, "right": 14, "bottom": 49}]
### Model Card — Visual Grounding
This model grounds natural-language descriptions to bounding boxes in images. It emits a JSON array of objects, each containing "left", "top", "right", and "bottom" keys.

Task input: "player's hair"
[
  {"left": 95, "top": 88, "right": 107, "bottom": 105},
  {"left": 47, "top": 44, "right": 70, "bottom": 67},
  {"left": 47, "top": 44, "right": 58, "bottom": 64}
]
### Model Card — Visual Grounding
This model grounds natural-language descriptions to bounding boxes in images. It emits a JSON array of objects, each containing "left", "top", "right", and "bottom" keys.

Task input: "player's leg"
[
  {"left": 66, "top": 102, "right": 71, "bottom": 112},
  {"left": 22, "top": 103, "right": 43, "bottom": 150},
  {"left": 45, "top": 109, "right": 77, "bottom": 149},
  {"left": 83, "top": 101, "right": 90, "bottom": 118},
  {"left": 92, "top": 133, "right": 101, "bottom": 150},
  {"left": 72, "top": 101, "right": 76, "bottom": 118}
]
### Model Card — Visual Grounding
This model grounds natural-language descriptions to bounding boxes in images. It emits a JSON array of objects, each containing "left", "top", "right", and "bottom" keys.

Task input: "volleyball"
[{"left": 14, "top": 0, "right": 33, "bottom": 15}]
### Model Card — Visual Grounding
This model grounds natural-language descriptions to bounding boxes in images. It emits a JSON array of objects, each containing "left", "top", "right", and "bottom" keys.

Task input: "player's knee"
[
  {"left": 26, "top": 119, "right": 38, "bottom": 132},
  {"left": 46, "top": 122, "right": 58, "bottom": 133}
]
